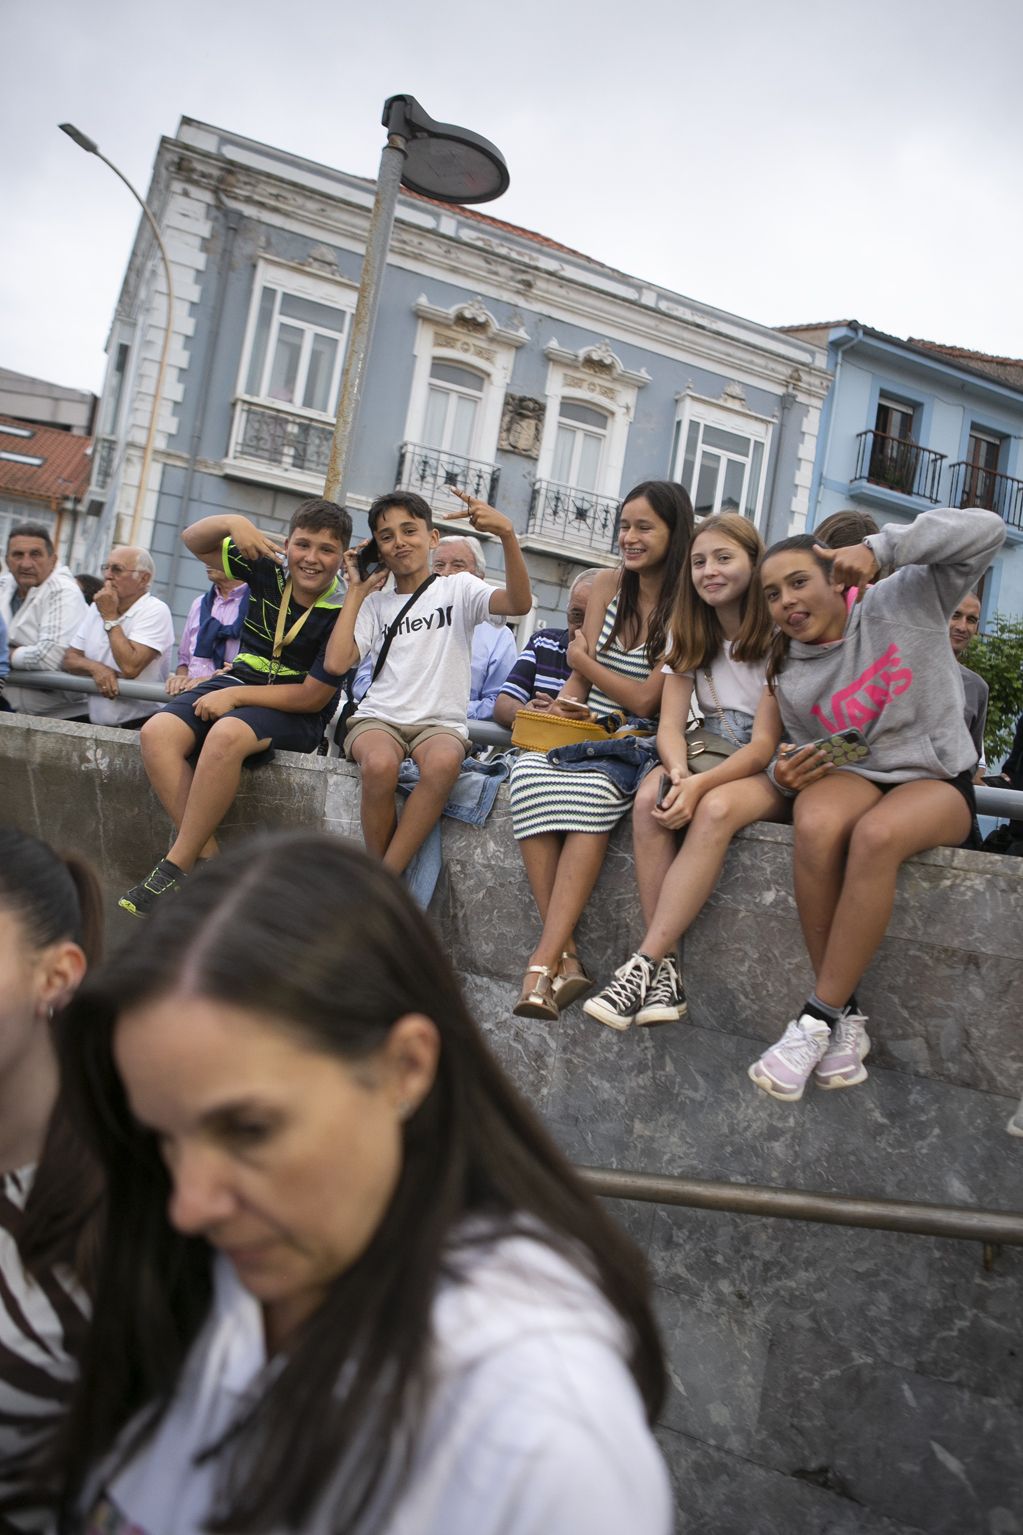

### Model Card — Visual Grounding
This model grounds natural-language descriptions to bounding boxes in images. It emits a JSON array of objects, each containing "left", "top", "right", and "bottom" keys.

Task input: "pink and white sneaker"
[
  {"left": 814, "top": 1009, "right": 870, "bottom": 1090},
  {"left": 748, "top": 1015, "right": 830, "bottom": 1101}
]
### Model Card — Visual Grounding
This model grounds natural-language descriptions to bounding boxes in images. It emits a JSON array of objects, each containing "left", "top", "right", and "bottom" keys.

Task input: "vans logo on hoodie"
[{"left": 811, "top": 643, "right": 914, "bottom": 733}]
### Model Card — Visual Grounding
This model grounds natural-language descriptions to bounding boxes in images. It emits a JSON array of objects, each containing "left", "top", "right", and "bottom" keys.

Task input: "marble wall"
[{"left": 2, "top": 714, "right": 1022, "bottom": 1533}]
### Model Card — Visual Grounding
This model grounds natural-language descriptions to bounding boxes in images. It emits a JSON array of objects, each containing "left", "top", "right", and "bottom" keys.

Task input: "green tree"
[{"left": 964, "top": 613, "right": 1023, "bottom": 766}]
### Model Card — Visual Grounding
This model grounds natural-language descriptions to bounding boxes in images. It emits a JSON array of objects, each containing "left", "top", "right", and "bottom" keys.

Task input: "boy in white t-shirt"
[{"left": 327, "top": 489, "right": 532, "bottom": 875}]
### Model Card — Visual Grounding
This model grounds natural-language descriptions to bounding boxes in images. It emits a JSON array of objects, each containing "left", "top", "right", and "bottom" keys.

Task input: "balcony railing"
[
  {"left": 853, "top": 430, "right": 945, "bottom": 503},
  {"left": 230, "top": 400, "right": 333, "bottom": 481},
  {"left": 395, "top": 442, "right": 499, "bottom": 510},
  {"left": 948, "top": 460, "right": 1023, "bottom": 531},
  {"left": 526, "top": 479, "right": 620, "bottom": 553}
]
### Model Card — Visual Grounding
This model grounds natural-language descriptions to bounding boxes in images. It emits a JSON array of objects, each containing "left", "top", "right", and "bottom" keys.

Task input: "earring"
[{"left": 397, "top": 1100, "right": 415, "bottom": 1122}]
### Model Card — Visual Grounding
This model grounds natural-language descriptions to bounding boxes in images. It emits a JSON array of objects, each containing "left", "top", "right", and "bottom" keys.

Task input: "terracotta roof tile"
[
  {"left": 404, "top": 189, "right": 618, "bottom": 268},
  {"left": 0, "top": 417, "right": 92, "bottom": 505}
]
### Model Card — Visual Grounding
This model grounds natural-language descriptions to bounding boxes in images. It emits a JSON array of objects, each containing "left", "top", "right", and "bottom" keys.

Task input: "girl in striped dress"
[
  {"left": 0, "top": 830, "right": 102, "bottom": 1533},
  {"left": 510, "top": 481, "right": 694, "bottom": 1019}
]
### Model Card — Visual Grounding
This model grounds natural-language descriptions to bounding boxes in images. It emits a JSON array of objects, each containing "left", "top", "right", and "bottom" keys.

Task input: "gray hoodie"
[{"left": 774, "top": 507, "right": 1005, "bottom": 783}]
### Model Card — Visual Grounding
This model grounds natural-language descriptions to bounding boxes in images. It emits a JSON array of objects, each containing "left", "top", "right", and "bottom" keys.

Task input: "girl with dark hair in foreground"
[
  {"left": 53, "top": 833, "right": 670, "bottom": 1535},
  {"left": 0, "top": 828, "right": 103, "bottom": 1533}
]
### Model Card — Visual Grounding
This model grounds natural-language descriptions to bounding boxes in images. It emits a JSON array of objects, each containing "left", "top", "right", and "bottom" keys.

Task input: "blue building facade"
[
  {"left": 786, "top": 322, "right": 1023, "bottom": 620},
  {"left": 80, "top": 118, "right": 830, "bottom": 632}
]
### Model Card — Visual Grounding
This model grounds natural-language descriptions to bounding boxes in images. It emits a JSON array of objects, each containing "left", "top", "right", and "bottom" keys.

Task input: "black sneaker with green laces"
[{"left": 118, "top": 859, "right": 186, "bottom": 918}]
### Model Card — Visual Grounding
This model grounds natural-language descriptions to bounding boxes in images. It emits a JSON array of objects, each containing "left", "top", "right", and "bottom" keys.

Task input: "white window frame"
[
  {"left": 403, "top": 298, "right": 526, "bottom": 468},
  {"left": 421, "top": 358, "right": 489, "bottom": 459},
  {"left": 537, "top": 342, "right": 648, "bottom": 503},
  {"left": 671, "top": 392, "right": 774, "bottom": 528},
  {"left": 235, "top": 259, "right": 358, "bottom": 420}
]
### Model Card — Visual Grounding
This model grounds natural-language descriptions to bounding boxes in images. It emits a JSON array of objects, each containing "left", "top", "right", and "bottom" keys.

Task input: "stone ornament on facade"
[
  {"left": 721, "top": 379, "right": 747, "bottom": 405},
  {"left": 434, "top": 331, "right": 497, "bottom": 365},
  {"left": 564, "top": 372, "right": 619, "bottom": 403},
  {"left": 543, "top": 338, "right": 650, "bottom": 389},
  {"left": 413, "top": 294, "right": 528, "bottom": 349},
  {"left": 499, "top": 395, "right": 545, "bottom": 458}
]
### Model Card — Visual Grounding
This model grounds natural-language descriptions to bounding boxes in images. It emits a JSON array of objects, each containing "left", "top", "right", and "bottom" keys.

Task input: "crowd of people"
[
  {"left": 1, "top": 483, "right": 1021, "bottom": 1532},
  {"left": 0, "top": 489, "right": 1019, "bottom": 1108}
]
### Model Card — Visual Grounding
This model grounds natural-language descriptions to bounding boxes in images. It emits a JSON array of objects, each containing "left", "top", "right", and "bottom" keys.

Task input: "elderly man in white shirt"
[
  {"left": 0, "top": 522, "right": 87, "bottom": 716},
  {"left": 63, "top": 545, "right": 176, "bottom": 727}
]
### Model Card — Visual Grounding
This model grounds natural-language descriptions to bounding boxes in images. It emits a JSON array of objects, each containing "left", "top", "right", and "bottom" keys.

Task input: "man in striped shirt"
[
  {"left": 0, "top": 523, "right": 87, "bottom": 717},
  {"left": 493, "top": 570, "right": 596, "bottom": 729}
]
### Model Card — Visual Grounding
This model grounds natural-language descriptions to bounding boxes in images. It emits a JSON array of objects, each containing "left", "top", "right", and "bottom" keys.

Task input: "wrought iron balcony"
[
  {"left": 395, "top": 442, "right": 499, "bottom": 510},
  {"left": 948, "top": 461, "right": 1023, "bottom": 532},
  {"left": 229, "top": 400, "right": 333, "bottom": 481},
  {"left": 853, "top": 430, "right": 945, "bottom": 503},
  {"left": 526, "top": 479, "right": 620, "bottom": 553}
]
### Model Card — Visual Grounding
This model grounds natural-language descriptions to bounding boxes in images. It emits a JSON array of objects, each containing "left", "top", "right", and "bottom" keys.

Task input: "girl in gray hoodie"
[{"left": 746, "top": 506, "right": 1005, "bottom": 1103}]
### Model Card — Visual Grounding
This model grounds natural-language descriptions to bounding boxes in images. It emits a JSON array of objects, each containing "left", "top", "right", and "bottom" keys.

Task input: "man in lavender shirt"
[{"left": 165, "top": 564, "right": 249, "bottom": 695}]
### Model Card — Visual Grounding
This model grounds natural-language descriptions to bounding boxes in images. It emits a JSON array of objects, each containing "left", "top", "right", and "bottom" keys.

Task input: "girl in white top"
[
  {"left": 54, "top": 832, "right": 672, "bottom": 1535},
  {"left": 585, "top": 513, "right": 786, "bottom": 1030}
]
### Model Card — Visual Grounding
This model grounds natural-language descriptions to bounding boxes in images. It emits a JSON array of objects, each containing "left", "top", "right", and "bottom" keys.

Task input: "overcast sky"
[{"left": 5, "top": 0, "right": 1022, "bottom": 396}]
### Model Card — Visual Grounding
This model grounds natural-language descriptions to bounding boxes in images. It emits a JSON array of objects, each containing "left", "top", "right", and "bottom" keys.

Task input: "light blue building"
[
  {"left": 80, "top": 118, "right": 831, "bottom": 632},
  {"left": 785, "top": 322, "right": 1023, "bottom": 619}
]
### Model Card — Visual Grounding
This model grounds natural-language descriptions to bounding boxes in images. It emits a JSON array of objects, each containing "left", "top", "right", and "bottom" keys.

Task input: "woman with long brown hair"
[
  {"left": 584, "top": 512, "right": 786, "bottom": 1029},
  {"left": 51, "top": 832, "right": 670, "bottom": 1535},
  {"left": 507, "top": 480, "right": 694, "bottom": 1018}
]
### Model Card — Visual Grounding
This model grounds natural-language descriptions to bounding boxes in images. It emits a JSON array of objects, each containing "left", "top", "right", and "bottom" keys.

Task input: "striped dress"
[
  {"left": 0, "top": 1165, "right": 90, "bottom": 1534},
  {"left": 509, "top": 600, "right": 653, "bottom": 838}
]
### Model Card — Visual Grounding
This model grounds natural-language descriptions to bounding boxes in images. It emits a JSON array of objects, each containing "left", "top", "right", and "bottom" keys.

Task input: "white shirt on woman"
[
  {"left": 664, "top": 639, "right": 767, "bottom": 718},
  {"left": 84, "top": 1234, "right": 672, "bottom": 1535}
]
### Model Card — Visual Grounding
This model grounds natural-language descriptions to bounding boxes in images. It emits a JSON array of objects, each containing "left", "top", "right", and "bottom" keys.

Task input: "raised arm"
[
  {"left": 447, "top": 490, "right": 532, "bottom": 617},
  {"left": 182, "top": 514, "right": 284, "bottom": 566}
]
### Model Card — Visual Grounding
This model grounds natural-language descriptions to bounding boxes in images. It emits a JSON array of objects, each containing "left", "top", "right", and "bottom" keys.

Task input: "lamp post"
[
  {"left": 59, "top": 123, "right": 176, "bottom": 548},
  {"left": 324, "top": 95, "right": 509, "bottom": 505}
]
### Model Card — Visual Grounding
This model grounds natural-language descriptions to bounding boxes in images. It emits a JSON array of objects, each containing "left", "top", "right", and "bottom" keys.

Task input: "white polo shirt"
[{"left": 69, "top": 592, "right": 176, "bottom": 726}]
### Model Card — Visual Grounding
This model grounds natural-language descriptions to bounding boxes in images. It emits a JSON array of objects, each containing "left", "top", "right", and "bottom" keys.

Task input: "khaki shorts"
[{"left": 344, "top": 716, "right": 469, "bottom": 761}]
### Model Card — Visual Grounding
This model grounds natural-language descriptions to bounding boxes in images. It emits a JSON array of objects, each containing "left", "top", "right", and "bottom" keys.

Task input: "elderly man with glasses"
[{"left": 62, "top": 545, "right": 175, "bottom": 728}]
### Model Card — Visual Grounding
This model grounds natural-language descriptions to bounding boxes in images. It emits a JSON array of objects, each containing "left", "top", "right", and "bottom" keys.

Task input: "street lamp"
[
  {"left": 59, "top": 122, "right": 176, "bottom": 547},
  {"left": 324, "top": 95, "right": 509, "bottom": 505}
]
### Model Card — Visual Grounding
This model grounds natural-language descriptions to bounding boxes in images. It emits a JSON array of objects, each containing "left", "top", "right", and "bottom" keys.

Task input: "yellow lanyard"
[{"left": 271, "top": 578, "right": 315, "bottom": 666}]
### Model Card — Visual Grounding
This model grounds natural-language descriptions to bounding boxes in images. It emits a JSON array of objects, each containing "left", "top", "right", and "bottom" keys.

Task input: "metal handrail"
[
  {"left": 5, "top": 678, "right": 1022, "bottom": 810},
  {"left": 1, "top": 672, "right": 513, "bottom": 750},
  {"left": 578, "top": 1167, "right": 1023, "bottom": 1245}
]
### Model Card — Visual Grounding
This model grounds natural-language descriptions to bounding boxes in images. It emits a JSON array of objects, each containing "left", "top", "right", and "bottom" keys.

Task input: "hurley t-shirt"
[{"left": 353, "top": 571, "right": 496, "bottom": 734}]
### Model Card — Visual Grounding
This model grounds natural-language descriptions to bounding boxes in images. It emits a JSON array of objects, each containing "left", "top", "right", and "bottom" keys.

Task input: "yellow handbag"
[{"left": 511, "top": 707, "right": 613, "bottom": 752}]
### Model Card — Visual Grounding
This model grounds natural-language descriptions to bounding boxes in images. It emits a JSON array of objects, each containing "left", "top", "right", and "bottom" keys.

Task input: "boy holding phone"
[{"left": 326, "top": 488, "right": 532, "bottom": 876}]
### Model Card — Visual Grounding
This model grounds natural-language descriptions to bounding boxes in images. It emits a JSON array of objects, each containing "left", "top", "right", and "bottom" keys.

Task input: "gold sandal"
[
  {"left": 551, "top": 952, "right": 592, "bottom": 1010},
  {"left": 513, "top": 965, "right": 559, "bottom": 1020}
]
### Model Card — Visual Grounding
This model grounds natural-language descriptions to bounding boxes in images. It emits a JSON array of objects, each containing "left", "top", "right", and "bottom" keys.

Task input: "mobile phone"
[
  {"left": 656, "top": 772, "right": 672, "bottom": 809},
  {"left": 801, "top": 728, "right": 871, "bottom": 767},
  {"left": 356, "top": 539, "right": 383, "bottom": 581}
]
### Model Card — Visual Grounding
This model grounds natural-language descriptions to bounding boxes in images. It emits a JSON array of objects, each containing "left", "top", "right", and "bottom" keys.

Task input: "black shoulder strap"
[{"left": 369, "top": 573, "right": 439, "bottom": 687}]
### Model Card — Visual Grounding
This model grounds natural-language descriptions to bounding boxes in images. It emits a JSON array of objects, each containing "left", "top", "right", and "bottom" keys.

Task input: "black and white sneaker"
[
  {"left": 583, "top": 953, "right": 654, "bottom": 1031},
  {"left": 118, "top": 858, "right": 186, "bottom": 918},
  {"left": 635, "top": 956, "right": 687, "bottom": 1026}
]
